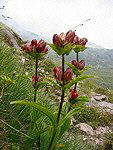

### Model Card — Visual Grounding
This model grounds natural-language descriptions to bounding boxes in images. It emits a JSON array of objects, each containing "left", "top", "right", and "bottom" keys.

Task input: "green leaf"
[
  {"left": 45, "top": 78, "right": 61, "bottom": 88},
  {"left": 59, "top": 107, "right": 80, "bottom": 126},
  {"left": 27, "top": 51, "right": 47, "bottom": 58},
  {"left": 65, "top": 62, "right": 79, "bottom": 75},
  {"left": 10, "top": 100, "right": 57, "bottom": 128},
  {"left": 79, "top": 66, "right": 91, "bottom": 75},
  {"left": 35, "top": 81, "right": 49, "bottom": 89},
  {"left": 49, "top": 43, "right": 73, "bottom": 55},
  {"left": 63, "top": 43, "right": 73, "bottom": 55},
  {"left": 75, "top": 96, "right": 89, "bottom": 102},
  {"left": 70, "top": 96, "right": 89, "bottom": 104},
  {"left": 24, "top": 126, "right": 50, "bottom": 149},
  {"left": 49, "top": 44, "right": 63, "bottom": 55},
  {"left": 73, "top": 45, "right": 87, "bottom": 52},
  {"left": 63, "top": 74, "right": 94, "bottom": 90},
  {"left": 59, "top": 118, "right": 71, "bottom": 138}
]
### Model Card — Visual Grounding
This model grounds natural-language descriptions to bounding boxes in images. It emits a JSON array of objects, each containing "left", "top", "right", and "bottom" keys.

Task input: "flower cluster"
[
  {"left": 72, "top": 60, "right": 85, "bottom": 70},
  {"left": 22, "top": 39, "right": 48, "bottom": 53},
  {"left": 73, "top": 36, "right": 88, "bottom": 46},
  {"left": 53, "top": 67, "right": 73, "bottom": 84},
  {"left": 53, "top": 30, "right": 88, "bottom": 48},
  {"left": 53, "top": 30, "right": 75, "bottom": 48}
]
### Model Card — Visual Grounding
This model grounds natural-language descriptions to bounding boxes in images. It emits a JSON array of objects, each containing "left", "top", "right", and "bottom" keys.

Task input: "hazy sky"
[{"left": 1, "top": 0, "right": 113, "bottom": 49}]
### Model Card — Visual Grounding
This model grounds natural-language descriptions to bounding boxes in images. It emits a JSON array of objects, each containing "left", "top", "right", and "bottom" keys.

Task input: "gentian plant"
[{"left": 10, "top": 31, "right": 93, "bottom": 150}]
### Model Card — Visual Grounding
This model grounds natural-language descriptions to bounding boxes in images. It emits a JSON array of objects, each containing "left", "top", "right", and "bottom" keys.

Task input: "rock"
[
  {"left": 95, "top": 126, "right": 112, "bottom": 136},
  {"left": 104, "top": 109, "right": 113, "bottom": 114},
  {"left": 93, "top": 94, "right": 108, "bottom": 101},
  {"left": 75, "top": 123, "right": 95, "bottom": 136},
  {"left": 97, "top": 102, "right": 113, "bottom": 109},
  {"left": 86, "top": 97, "right": 97, "bottom": 107}
]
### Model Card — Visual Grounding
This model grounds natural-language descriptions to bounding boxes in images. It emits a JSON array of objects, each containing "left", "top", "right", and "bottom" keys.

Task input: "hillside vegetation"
[{"left": 0, "top": 23, "right": 113, "bottom": 150}]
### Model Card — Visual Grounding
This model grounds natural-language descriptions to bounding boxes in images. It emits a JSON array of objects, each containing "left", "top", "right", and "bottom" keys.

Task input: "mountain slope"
[{"left": 0, "top": 22, "right": 22, "bottom": 50}]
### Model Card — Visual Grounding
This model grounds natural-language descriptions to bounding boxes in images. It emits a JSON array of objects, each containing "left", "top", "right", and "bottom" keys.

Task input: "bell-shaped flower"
[
  {"left": 31, "top": 39, "right": 37, "bottom": 47},
  {"left": 65, "top": 30, "right": 75, "bottom": 43},
  {"left": 79, "top": 38, "right": 88, "bottom": 46},
  {"left": 53, "top": 30, "right": 75, "bottom": 48},
  {"left": 22, "top": 39, "right": 48, "bottom": 54},
  {"left": 22, "top": 44, "right": 33, "bottom": 52},
  {"left": 63, "top": 68, "right": 73, "bottom": 83},
  {"left": 53, "top": 67, "right": 62, "bottom": 81},
  {"left": 72, "top": 60, "right": 85, "bottom": 70},
  {"left": 53, "top": 67, "right": 73, "bottom": 84},
  {"left": 70, "top": 89, "right": 78, "bottom": 99}
]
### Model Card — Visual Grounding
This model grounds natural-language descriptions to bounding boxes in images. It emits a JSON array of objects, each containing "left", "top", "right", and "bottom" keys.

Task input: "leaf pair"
[{"left": 49, "top": 43, "right": 73, "bottom": 55}]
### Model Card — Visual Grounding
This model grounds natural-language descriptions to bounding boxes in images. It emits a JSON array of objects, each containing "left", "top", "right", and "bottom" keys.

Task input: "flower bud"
[
  {"left": 53, "top": 67, "right": 62, "bottom": 81},
  {"left": 70, "top": 89, "right": 78, "bottom": 99},
  {"left": 71, "top": 60, "right": 85, "bottom": 70},
  {"left": 78, "top": 60, "right": 85, "bottom": 70},
  {"left": 72, "top": 60, "right": 79, "bottom": 68},
  {"left": 64, "top": 68, "right": 73, "bottom": 83},
  {"left": 79, "top": 38, "right": 88, "bottom": 46},
  {"left": 32, "top": 75, "right": 41, "bottom": 83}
]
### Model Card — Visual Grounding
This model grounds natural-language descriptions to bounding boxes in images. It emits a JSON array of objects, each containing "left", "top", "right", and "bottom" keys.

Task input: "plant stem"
[
  {"left": 34, "top": 56, "right": 38, "bottom": 102},
  {"left": 74, "top": 52, "right": 79, "bottom": 90},
  {"left": 48, "top": 54, "right": 65, "bottom": 150},
  {"left": 33, "top": 57, "right": 41, "bottom": 150},
  {"left": 68, "top": 52, "right": 79, "bottom": 113},
  {"left": 48, "top": 129, "right": 57, "bottom": 150},
  {"left": 57, "top": 54, "right": 65, "bottom": 124}
]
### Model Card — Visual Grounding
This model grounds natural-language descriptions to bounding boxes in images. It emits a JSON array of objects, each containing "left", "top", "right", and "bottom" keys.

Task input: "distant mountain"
[
  {"left": 1, "top": 20, "right": 113, "bottom": 68},
  {"left": 49, "top": 45, "right": 113, "bottom": 68},
  {"left": 0, "top": 19, "right": 51, "bottom": 42}
]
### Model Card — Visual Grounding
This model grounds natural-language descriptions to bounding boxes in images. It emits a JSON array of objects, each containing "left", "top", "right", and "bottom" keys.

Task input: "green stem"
[
  {"left": 48, "top": 54, "right": 65, "bottom": 150},
  {"left": 48, "top": 129, "right": 57, "bottom": 150}
]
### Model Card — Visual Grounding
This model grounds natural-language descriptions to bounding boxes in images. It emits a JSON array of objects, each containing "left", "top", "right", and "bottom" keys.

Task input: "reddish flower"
[
  {"left": 65, "top": 30, "right": 75, "bottom": 43},
  {"left": 53, "top": 67, "right": 73, "bottom": 83},
  {"left": 53, "top": 30, "right": 75, "bottom": 47},
  {"left": 78, "top": 60, "right": 85, "bottom": 70},
  {"left": 72, "top": 60, "right": 85, "bottom": 70},
  {"left": 70, "top": 89, "right": 78, "bottom": 99},
  {"left": 64, "top": 68, "right": 73, "bottom": 83},
  {"left": 31, "top": 39, "right": 37, "bottom": 46},
  {"left": 32, "top": 75, "right": 41, "bottom": 83},
  {"left": 79, "top": 38, "right": 88, "bottom": 46},
  {"left": 22, "top": 44, "right": 33, "bottom": 52},
  {"left": 36, "top": 39, "right": 47, "bottom": 53},
  {"left": 22, "top": 39, "right": 48, "bottom": 54},
  {"left": 53, "top": 67, "right": 62, "bottom": 81},
  {"left": 72, "top": 60, "right": 79, "bottom": 68},
  {"left": 73, "top": 35, "right": 80, "bottom": 44},
  {"left": 53, "top": 34, "right": 64, "bottom": 47}
]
